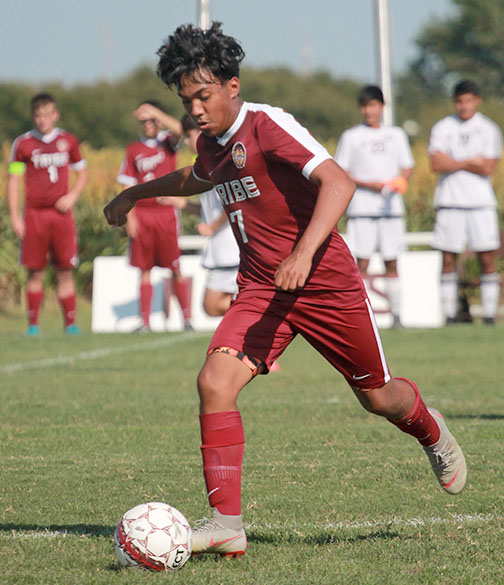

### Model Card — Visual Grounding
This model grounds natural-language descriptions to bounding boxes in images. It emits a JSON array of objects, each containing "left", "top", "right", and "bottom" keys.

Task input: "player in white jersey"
[
  {"left": 180, "top": 114, "right": 239, "bottom": 317},
  {"left": 335, "top": 86, "right": 414, "bottom": 328},
  {"left": 429, "top": 80, "right": 502, "bottom": 325}
]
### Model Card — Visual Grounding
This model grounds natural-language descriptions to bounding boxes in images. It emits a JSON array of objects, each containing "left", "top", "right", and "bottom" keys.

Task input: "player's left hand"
[
  {"left": 54, "top": 193, "right": 77, "bottom": 213},
  {"left": 275, "top": 251, "right": 312, "bottom": 292},
  {"left": 134, "top": 103, "right": 160, "bottom": 122},
  {"left": 197, "top": 222, "right": 214, "bottom": 237}
]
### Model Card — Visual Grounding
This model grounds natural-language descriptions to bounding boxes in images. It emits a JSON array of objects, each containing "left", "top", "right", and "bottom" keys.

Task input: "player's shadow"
[
  {"left": 0, "top": 522, "right": 114, "bottom": 538},
  {"left": 247, "top": 527, "right": 402, "bottom": 546}
]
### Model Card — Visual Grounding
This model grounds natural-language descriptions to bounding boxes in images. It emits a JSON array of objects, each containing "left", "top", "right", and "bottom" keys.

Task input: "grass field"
[{"left": 1, "top": 299, "right": 503, "bottom": 584}]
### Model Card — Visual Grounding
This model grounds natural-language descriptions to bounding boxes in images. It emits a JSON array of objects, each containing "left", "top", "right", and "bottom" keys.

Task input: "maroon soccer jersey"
[
  {"left": 118, "top": 132, "right": 178, "bottom": 209},
  {"left": 9, "top": 128, "right": 85, "bottom": 209},
  {"left": 193, "top": 102, "right": 364, "bottom": 303}
]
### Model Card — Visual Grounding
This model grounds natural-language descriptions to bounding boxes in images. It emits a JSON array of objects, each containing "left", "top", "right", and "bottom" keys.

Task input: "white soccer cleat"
[
  {"left": 423, "top": 408, "right": 467, "bottom": 495},
  {"left": 191, "top": 509, "right": 247, "bottom": 558}
]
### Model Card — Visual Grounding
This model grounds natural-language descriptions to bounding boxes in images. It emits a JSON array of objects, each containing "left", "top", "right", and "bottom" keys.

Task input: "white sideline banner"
[
  {"left": 91, "top": 255, "right": 222, "bottom": 333},
  {"left": 367, "top": 250, "right": 443, "bottom": 328},
  {"left": 91, "top": 250, "right": 443, "bottom": 333}
]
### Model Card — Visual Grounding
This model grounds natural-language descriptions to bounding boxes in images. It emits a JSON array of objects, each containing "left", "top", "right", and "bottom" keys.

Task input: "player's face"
[
  {"left": 32, "top": 103, "right": 59, "bottom": 134},
  {"left": 360, "top": 99, "right": 384, "bottom": 128},
  {"left": 139, "top": 118, "right": 159, "bottom": 139},
  {"left": 178, "top": 70, "right": 241, "bottom": 138},
  {"left": 454, "top": 93, "right": 480, "bottom": 121}
]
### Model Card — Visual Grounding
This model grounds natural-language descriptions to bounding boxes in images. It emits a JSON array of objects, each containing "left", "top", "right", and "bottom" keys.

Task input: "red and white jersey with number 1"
[
  {"left": 193, "top": 101, "right": 364, "bottom": 304},
  {"left": 117, "top": 132, "right": 177, "bottom": 209},
  {"left": 9, "top": 128, "right": 85, "bottom": 208}
]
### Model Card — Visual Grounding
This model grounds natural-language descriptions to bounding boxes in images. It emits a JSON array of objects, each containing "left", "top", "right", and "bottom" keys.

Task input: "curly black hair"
[{"left": 156, "top": 22, "right": 245, "bottom": 90}]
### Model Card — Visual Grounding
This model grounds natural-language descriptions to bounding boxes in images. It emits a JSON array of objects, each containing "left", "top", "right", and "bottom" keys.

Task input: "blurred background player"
[
  {"left": 104, "top": 23, "right": 466, "bottom": 558},
  {"left": 7, "top": 92, "right": 87, "bottom": 336},
  {"left": 180, "top": 113, "right": 240, "bottom": 317},
  {"left": 429, "top": 80, "right": 502, "bottom": 325},
  {"left": 335, "top": 85, "right": 414, "bottom": 329},
  {"left": 117, "top": 100, "right": 192, "bottom": 331}
]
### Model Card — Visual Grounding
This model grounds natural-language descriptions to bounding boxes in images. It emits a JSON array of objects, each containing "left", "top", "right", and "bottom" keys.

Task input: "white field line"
[
  {"left": 3, "top": 513, "right": 501, "bottom": 540},
  {"left": 0, "top": 331, "right": 207, "bottom": 375},
  {"left": 255, "top": 513, "right": 503, "bottom": 531}
]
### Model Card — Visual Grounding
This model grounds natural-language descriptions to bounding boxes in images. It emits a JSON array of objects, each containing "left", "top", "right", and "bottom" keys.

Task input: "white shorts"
[
  {"left": 205, "top": 266, "right": 239, "bottom": 294},
  {"left": 346, "top": 217, "right": 406, "bottom": 260},
  {"left": 433, "top": 208, "right": 500, "bottom": 253}
]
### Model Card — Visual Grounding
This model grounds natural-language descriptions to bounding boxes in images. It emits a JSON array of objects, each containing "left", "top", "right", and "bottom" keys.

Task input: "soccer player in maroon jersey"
[
  {"left": 7, "top": 93, "right": 87, "bottom": 336},
  {"left": 104, "top": 23, "right": 467, "bottom": 557},
  {"left": 117, "top": 100, "right": 192, "bottom": 331}
]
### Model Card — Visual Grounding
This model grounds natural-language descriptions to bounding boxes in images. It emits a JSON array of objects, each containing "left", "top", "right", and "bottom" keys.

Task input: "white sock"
[
  {"left": 480, "top": 273, "right": 500, "bottom": 319},
  {"left": 384, "top": 276, "right": 401, "bottom": 317},
  {"left": 440, "top": 272, "right": 458, "bottom": 319}
]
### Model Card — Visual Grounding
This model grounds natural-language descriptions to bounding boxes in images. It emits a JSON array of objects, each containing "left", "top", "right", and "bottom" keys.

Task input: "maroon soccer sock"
[
  {"left": 27, "top": 290, "right": 43, "bottom": 326},
  {"left": 139, "top": 283, "right": 153, "bottom": 328},
  {"left": 174, "top": 279, "right": 191, "bottom": 322},
  {"left": 387, "top": 377, "right": 440, "bottom": 447},
  {"left": 59, "top": 294, "right": 76, "bottom": 327},
  {"left": 200, "top": 411, "right": 245, "bottom": 516}
]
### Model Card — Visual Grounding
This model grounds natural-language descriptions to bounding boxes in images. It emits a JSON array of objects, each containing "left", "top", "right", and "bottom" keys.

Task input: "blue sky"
[{"left": 1, "top": 0, "right": 455, "bottom": 86}]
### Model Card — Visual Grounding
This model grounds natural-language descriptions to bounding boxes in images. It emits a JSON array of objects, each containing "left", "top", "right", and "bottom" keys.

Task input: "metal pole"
[
  {"left": 198, "top": 0, "right": 210, "bottom": 30},
  {"left": 375, "top": 0, "right": 394, "bottom": 126}
]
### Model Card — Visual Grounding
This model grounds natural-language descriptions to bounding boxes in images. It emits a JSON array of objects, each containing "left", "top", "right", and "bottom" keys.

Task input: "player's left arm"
[
  {"left": 274, "top": 159, "right": 355, "bottom": 292},
  {"left": 54, "top": 167, "right": 88, "bottom": 213},
  {"left": 134, "top": 104, "right": 183, "bottom": 142}
]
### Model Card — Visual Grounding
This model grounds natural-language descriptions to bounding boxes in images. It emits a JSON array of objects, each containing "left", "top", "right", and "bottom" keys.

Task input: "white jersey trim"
[
  {"left": 192, "top": 166, "right": 211, "bottom": 183},
  {"left": 9, "top": 132, "right": 32, "bottom": 162},
  {"left": 70, "top": 160, "right": 87, "bottom": 171},
  {"left": 365, "top": 298, "right": 391, "bottom": 384},
  {"left": 117, "top": 173, "right": 137, "bottom": 186},
  {"left": 303, "top": 151, "right": 332, "bottom": 179},
  {"left": 217, "top": 102, "right": 331, "bottom": 178},
  {"left": 217, "top": 104, "right": 248, "bottom": 147}
]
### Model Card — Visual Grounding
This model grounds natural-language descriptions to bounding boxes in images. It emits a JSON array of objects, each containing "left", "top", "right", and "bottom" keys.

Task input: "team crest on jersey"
[
  {"left": 56, "top": 139, "right": 69, "bottom": 152},
  {"left": 231, "top": 142, "right": 246, "bottom": 169}
]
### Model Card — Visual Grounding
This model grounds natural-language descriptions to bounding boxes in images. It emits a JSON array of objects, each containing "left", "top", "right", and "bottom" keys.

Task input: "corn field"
[{"left": 1, "top": 141, "right": 503, "bottom": 305}]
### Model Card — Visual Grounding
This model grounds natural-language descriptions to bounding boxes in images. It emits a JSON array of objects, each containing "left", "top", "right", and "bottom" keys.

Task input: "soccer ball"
[{"left": 114, "top": 502, "right": 192, "bottom": 571}]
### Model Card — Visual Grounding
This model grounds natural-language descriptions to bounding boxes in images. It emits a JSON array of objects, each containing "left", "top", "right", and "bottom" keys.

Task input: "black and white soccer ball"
[{"left": 114, "top": 502, "right": 192, "bottom": 571}]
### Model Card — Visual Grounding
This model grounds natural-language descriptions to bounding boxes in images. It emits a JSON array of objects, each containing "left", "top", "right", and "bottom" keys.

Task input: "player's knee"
[
  {"left": 360, "top": 385, "right": 395, "bottom": 417},
  {"left": 197, "top": 365, "right": 225, "bottom": 402}
]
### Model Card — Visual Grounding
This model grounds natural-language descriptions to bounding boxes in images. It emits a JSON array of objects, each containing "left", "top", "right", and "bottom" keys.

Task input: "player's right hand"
[
  {"left": 103, "top": 192, "right": 135, "bottom": 227},
  {"left": 10, "top": 216, "right": 25, "bottom": 239}
]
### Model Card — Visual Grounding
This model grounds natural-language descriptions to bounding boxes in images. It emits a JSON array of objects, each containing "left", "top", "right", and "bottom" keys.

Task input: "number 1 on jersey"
[
  {"left": 229, "top": 209, "right": 248, "bottom": 243},
  {"left": 48, "top": 165, "right": 59, "bottom": 183}
]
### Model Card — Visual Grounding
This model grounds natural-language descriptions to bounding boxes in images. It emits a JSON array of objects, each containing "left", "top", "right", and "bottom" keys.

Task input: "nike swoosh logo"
[
  {"left": 209, "top": 535, "right": 241, "bottom": 548},
  {"left": 207, "top": 487, "right": 220, "bottom": 498},
  {"left": 352, "top": 373, "right": 371, "bottom": 380},
  {"left": 208, "top": 170, "right": 214, "bottom": 176}
]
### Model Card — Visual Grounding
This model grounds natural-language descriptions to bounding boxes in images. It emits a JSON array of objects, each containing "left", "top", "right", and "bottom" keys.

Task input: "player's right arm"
[
  {"left": 104, "top": 166, "right": 211, "bottom": 227},
  {"left": 430, "top": 151, "right": 497, "bottom": 176},
  {"left": 7, "top": 170, "right": 25, "bottom": 239}
]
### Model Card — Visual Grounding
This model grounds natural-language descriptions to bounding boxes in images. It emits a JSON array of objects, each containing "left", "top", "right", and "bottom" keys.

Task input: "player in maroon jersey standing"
[
  {"left": 104, "top": 23, "right": 467, "bottom": 557},
  {"left": 7, "top": 93, "right": 87, "bottom": 336},
  {"left": 117, "top": 101, "right": 192, "bottom": 331}
]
